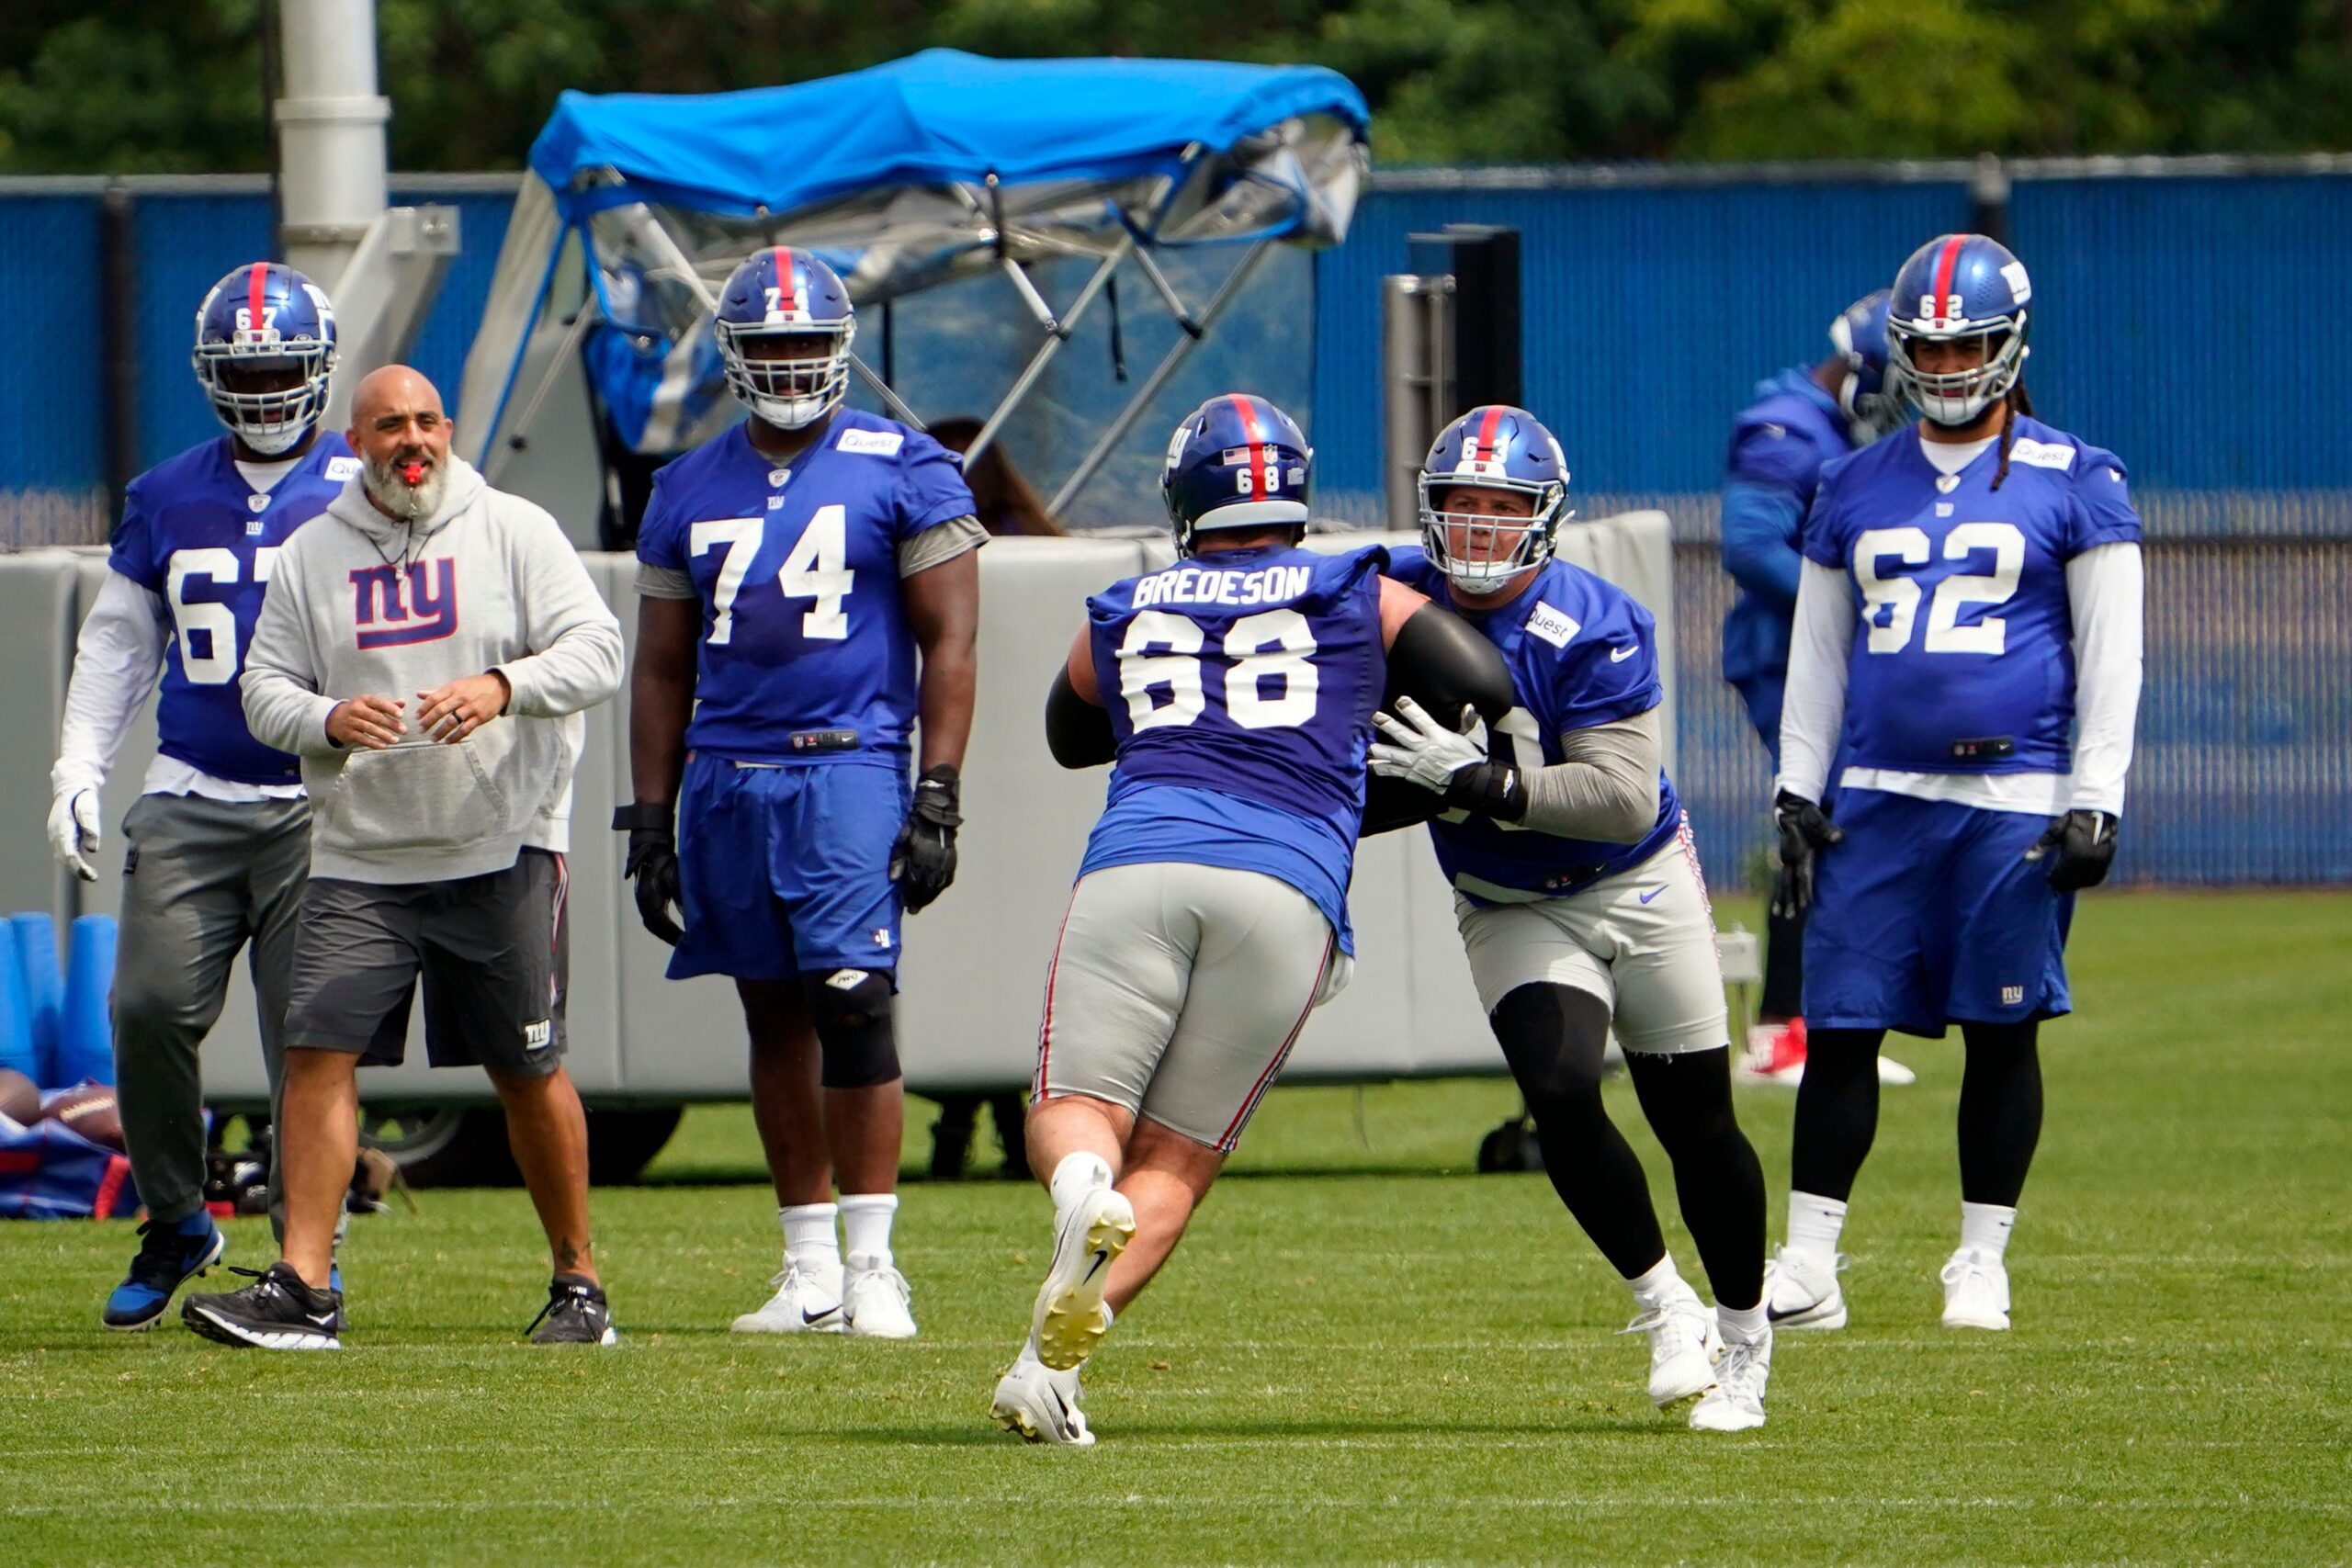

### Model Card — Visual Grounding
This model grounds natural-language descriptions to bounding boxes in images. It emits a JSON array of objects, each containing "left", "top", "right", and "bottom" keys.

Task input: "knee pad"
[
  {"left": 802, "top": 967, "right": 900, "bottom": 1089},
  {"left": 1490, "top": 983, "right": 1613, "bottom": 1105}
]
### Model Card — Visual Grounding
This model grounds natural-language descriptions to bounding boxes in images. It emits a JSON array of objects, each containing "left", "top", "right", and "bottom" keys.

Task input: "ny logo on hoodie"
[{"left": 349, "top": 558, "right": 459, "bottom": 649}]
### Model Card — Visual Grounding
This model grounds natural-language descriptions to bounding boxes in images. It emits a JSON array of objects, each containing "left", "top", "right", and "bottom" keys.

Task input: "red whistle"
[{"left": 401, "top": 462, "right": 425, "bottom": 486}]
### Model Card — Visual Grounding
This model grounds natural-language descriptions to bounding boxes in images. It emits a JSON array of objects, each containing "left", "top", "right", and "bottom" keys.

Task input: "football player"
[
  {"left": 49, "top": 263, "right": 350, "bottom": 1331},
  {"left": 1768, "top": 234, "right": 2143, "bottom": 1333},
  {"left": 1372, "top": 406, "right": 1773, "bottom": 1432},
  {"left": 990, "top": 395, "right": 1511, "bottom": 1446},
  {"left": 620, "top": 249, "right": 982, "bottom": 1340},
  {"left": 1719, "top": 291, "right": 1914, "bottom": 1082}
]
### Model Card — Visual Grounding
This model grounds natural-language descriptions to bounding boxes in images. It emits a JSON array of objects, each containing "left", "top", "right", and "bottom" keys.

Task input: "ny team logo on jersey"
[{"left": 350, "top": 558, "right": 458, "bottom": 649}]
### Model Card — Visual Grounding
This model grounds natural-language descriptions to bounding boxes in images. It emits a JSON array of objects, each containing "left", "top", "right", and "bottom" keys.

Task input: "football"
[
  {"left": 40, "top": 1085, "right": 125, "bottom": 1151},
  {"left": 0, "top": 1067, "right": 37, "bottom": 1125}
]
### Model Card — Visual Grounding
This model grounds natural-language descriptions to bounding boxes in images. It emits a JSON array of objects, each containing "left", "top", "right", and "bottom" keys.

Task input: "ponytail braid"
[{"left": 1988, "top": 380, "right": 2030, "bottom": 491}]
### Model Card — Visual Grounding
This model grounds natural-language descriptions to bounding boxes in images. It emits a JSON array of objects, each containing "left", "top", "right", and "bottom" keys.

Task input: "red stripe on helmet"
[
  {"left": 1230, "top": 393, "right": 1272, "bottom": 500},
  {"left": 771, "top": 246, "right": 797, "bottom": 318},
  {"left": 246, "top": 263, "right": 268, "bottom": 343},
  {"left": 1474, "top": 404, "right": 1507, "bottom": 464},
  {"left": 1930, "top": 235, "right": 1965, "bottom": 325}
]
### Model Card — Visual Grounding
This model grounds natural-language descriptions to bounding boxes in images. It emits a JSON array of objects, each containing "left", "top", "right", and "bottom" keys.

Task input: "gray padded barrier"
[{"left": 4, "top": 515, "right": 1674, "bottom": 1104}]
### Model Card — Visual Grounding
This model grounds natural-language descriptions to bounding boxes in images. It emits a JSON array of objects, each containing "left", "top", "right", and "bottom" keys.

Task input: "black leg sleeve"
[
  {"left": 1626, "top": 1048, "right": 1767, "bottom": 1311},
  {"left": 1490, "top": 983, "right": 1668, "bottom": 1281},
  {"left": 1789, "top": 1026, "right": 1886, "bottom": 1202},
  {"left": 1957, "top": 1019, "right": 2043, "bottom": 1208},
  {"left": 1760, "top": 900, "right": 1806, "bottom": 1022}
]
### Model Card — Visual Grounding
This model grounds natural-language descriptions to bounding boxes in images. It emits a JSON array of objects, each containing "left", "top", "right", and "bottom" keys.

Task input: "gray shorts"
[
  {"left": 284, "top": 848, "right": 570, "bottom": 1078},
  {"left": 1454, "top": 819, "right": 1730, "bottom": 1055},
  {"left": 1033, "top": 862, "right": 1346, "bottom": 1153}
]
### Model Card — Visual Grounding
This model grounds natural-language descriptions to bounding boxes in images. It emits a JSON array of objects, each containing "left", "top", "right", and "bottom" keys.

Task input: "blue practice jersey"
[
  {"left": 1388, "top": 547, "right": 1682, "bottom": 903},
  {"left": 1803, "top": 416, "right": 2143, "bottom": 776},
  {"left": 108, "top": 433, "right": 360, "bottom": 784},
  {"left": 637, "top": 411, "right": 977, "bottom": 762},
  {"left": 1721, "top": 367, "right": 1854, "bottom": 692},
  {"left": 1079, "top": 544, "right": 1388, "bottom": 953}
]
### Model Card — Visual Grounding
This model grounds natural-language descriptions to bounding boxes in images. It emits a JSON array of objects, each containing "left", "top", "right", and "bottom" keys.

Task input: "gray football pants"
[{"left": 113, "top": 793, "right": 310, "bottom": 1225}]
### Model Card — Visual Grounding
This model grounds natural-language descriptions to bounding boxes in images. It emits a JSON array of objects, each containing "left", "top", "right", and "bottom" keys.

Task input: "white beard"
[{"left": 363, "top": 455, "right": 449, "bottom": 521}]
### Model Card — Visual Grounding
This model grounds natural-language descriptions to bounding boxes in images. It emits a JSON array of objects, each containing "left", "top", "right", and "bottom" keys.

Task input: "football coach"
[{"left": 184, "top": 365, "right": 626, "bottom": 1349}]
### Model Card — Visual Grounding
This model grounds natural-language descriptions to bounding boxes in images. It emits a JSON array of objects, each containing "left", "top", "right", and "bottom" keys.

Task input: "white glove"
[
  {"left": 1368, "top": 695, "right": 1487, "bottom": 793},
  {"left": 47, "top": 786, "right": 101, "bottom": 882}
]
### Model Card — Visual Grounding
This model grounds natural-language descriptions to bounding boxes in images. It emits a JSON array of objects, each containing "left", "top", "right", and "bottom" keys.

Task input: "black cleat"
[
  {"left": 182, "top": 1262, "right": 344, "bottom": 1350},
  {"left": 526, "top": 1273, "right": 618, "bottom": 1346}
]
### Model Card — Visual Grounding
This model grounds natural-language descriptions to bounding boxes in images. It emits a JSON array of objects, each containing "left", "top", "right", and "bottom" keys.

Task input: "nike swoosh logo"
[
  {"left": 802, "top": 1305, "right": 840, "bottom": 1325},
  {"left": 1638, "top": 886, "right": 1665, "bottom": 904},
  {"left": 1610, "top": 645, "right": 1639, "bottom": 662},
  {"left": 1081, "top": 1251, "right": 1108, "bottom": 1284}
]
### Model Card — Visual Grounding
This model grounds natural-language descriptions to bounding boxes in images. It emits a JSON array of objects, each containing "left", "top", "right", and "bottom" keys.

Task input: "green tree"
[{"left": 2, "top": 0, "right": 2349, "bottom": 174}]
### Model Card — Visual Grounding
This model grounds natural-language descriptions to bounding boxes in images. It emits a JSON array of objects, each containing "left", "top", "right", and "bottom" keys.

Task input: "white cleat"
[
  {"left": 1619, "top": 1283, "right": 1722, "bottom": 1408},
  {"left": 1031, "top": 1185, "right": 1136, "bottom": 1372},
  {"left": 729, "top": 1260, "right": 845, "bottom": 1335},
  {"left": 1765, "top": 1246, "right": 1849, "bottom": 1330},
  {"left": 1939, "top": 1247, "right": 2011, "bottom": 1331},
  {"left": 991, "top": 1344, "right": 1095, "bottom": 1446},
  {"left": 1689, "top": 1330, "right": 1772, "bottom": 1432},
  {"left": 842, "top": 1258, "right": 919, "bottom": 1339}
]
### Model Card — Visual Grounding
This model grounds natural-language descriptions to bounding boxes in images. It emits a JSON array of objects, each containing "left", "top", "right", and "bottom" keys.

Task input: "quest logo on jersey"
[
  {"left": 1524, "top": 602, "right": 1581, "bottom": 649},
  {"left": 350, "top": 558, "right": 460, "bottom": 649},
  {"left": 2007, "top": 439, "right": 2075, "bottom": 472},
  {"left": 835, "top": 429, "right": 905, "bottom": 457},
  {"left": 326, "top": 456, "right": 364, "bottom": 482}
]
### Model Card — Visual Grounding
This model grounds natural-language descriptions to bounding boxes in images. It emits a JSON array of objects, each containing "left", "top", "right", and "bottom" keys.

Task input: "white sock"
[
  {"left": 839, "top": 1192, "right": 899, "bottom": 1271},
  {"left": 1718, "top": 1301, "right": 1770, "bottom": 1346},
  {"left": 780, "top": 1202, "right": 841, "bottom": 1279},
  {"left": 1960, "top": 1201, "right": 2017, "bottom": 1262},
  {"left": 1048, "top": 1151, "right": 1114, "bottom": 1213},
  {"left": 1785, "top": 1191, "right": 1849, "bottom": 1265},
  {"left": 1623, "top": 1253, "right": 1686, "bottom": 1311}
]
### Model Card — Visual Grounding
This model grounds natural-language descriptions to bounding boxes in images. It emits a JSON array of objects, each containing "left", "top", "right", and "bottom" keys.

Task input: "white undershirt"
[
  {"left": 233, "top": 454, "right": 303, "bottom": 493},
  {"left": 1918, "top": 433, "right": 1999, "bottom": 475},
  {"left": 1775, "top": 445, "right": 2145, "bottom": 818}
]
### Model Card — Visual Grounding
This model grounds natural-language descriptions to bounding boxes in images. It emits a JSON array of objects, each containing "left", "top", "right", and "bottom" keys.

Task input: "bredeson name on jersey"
[{"left": 1130, "top": 561, "right": 1316, "bottom": 610}]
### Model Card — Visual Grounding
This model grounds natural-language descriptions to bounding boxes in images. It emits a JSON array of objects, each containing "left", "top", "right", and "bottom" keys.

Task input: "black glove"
[
  {"left": 891, "top": 764, "right": 962, "bottom": 914},
  {"left": 612, "top": 801, "right": 684, "bottom": 946},
  {"left": 2029, "top": 809, "right": 2118, "bottom": 892},
  {"left": 1771, "top": 790, "right": 1844, "bottom": 918}
]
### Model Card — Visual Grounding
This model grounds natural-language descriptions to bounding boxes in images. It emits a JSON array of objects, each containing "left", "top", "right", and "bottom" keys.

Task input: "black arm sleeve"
[
  {"left": 1045, "top": 665, "right": 1117, "bottom": 770},
  {"left": 1385, "top": 603, "right": 1516, "bottom": 729}
]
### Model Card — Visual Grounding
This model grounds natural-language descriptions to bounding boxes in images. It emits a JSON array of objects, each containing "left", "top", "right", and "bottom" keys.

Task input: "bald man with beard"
[{"left": 184, "top": 366, "right": 627, "bottom": 1349}]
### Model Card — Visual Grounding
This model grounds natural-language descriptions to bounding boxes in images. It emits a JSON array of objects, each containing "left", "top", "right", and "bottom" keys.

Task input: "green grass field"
[{"left": 3, "top": 892, "right": 2348, "bottom": 1565}]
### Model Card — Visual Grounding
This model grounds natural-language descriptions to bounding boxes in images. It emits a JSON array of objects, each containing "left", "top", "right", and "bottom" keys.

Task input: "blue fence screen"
[{"left": 2, "top": 166, "right": 2346, "bottom": 888}]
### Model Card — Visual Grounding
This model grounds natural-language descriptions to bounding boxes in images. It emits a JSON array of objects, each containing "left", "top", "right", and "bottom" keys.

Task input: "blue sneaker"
[{"left": 103, "top": 1213, "right": 226, "bottom": 1331}]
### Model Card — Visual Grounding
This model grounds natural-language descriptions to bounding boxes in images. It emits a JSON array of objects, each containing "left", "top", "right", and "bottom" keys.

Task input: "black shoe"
[
  {"left": 182, "top": 1262, "right": 344, "bottom": 1350},
  {"left": 526, "top": 1273, "right": 617, "bottom": 1345}
]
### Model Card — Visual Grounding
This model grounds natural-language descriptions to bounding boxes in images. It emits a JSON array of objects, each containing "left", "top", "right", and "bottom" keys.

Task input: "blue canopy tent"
[{"left": 456, "top": 51, "right": 1368, "bottom": 534}]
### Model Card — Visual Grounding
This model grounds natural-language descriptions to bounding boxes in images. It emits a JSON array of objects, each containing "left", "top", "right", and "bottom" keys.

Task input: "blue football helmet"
[
  {"left": 1830, "top": 289, "right": 1905, "bottom": 443},
  {"left": 1418, "top": 405, "right": 1572, "bottom": 592},
  {"left": 191, "top": 263, "right": 336, "bottom": 456},
  {"left": 1159, "top": 394, "right": 1312, "bottom": 557},
  {"left": 1886, "top": 234, "right": 2031, "bottom": 426},
  {"left": 715, "top": 247, "right": 856, "bottom": 430}
]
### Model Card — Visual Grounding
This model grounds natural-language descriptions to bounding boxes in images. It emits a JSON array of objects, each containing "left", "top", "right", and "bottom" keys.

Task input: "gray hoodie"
[{"left": 241, "top": 457, "right": 624, "bottom": 885}]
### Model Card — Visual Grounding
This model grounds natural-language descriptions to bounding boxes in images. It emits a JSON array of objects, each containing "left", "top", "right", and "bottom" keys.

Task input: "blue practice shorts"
[
  {"left": 669, "top": 753, "right": 909, "bottom": 983},
  {"left": 1803, "top": 788, "right": 2074, "bottom": 1038}
]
